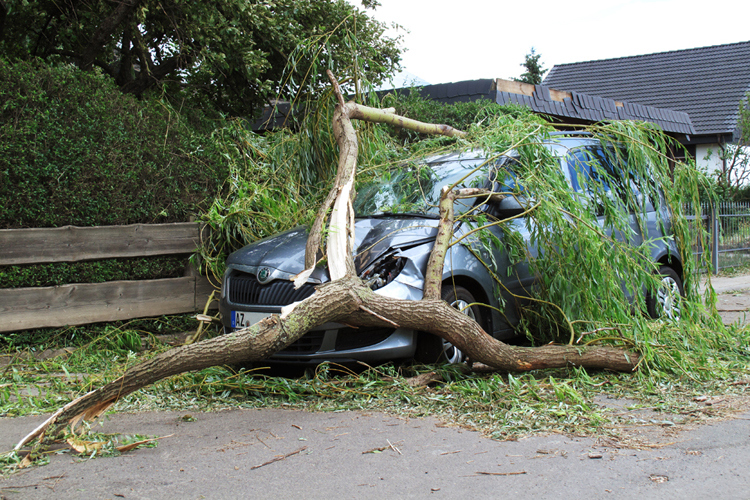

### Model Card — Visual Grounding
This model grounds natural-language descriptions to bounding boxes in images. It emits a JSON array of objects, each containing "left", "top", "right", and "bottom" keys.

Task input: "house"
[
  {"left": 544, "top": 40, "right": 750, "bottom": 172},
  {"left": 403, "top": 77, "right": 694, "bottom": 141},
  {"left": 253, "top": 76, "right": 698, "bottom": 149}
]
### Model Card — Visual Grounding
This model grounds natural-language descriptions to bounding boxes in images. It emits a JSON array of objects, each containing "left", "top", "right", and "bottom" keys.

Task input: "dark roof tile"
[
  {"left": 564, "top": 98, "right": 576, "bottom": 114},
  {"left": 408, "top": 77, "right": 694, "bottom": 135},
  {"left": 544, "top": 40, "right": 750, "bottom": 137}
]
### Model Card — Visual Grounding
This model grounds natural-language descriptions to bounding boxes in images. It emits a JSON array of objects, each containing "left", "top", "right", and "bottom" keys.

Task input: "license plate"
[{"left": 231, "top": 311, "right": 268, "bottom": 329}]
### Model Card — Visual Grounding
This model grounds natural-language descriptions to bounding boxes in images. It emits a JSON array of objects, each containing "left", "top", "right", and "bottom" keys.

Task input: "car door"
[
  {"left": 457, "top": 158, "right": 535, "bottom": 335},
  {"left": 588, "top": 145, "right": 648, "bottom": 248}
]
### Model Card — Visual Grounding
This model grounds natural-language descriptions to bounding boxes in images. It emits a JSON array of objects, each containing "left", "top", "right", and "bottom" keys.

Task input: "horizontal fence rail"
[
  {"left": 0, "top": 223, "right": 217, "bottom": 333},
  {"left": 0, "top": 222, "right": 203, "bottom": 265}
]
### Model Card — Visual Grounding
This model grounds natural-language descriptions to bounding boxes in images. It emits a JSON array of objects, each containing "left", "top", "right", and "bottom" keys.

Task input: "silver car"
[{"left": 219, "top": 134, "right": 684, "bottom": 365}]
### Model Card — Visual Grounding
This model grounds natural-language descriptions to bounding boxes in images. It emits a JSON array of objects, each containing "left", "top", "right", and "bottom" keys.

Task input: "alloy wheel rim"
[
  {"left": 442, "top": 298, "right": 475, "bottom": 363},
  {"left": 656, "top": 276, "right": 681, "bottom": 320}
]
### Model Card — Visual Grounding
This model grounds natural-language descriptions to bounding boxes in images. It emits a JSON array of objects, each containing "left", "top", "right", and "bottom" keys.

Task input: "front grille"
[
  {"left": 228, "top": 272, "right": 317, "bottom": 306},
  {"left": 335, "top": 327, "right": 393, "bottom": 351},
  {"left": 278, "top": 331, "right": 326, "bottom": 354}
]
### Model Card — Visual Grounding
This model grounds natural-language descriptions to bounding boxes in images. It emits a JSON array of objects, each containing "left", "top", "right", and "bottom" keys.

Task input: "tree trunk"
[
  {"left": 79, "top": 0, "right": 140, "bottom": 71},
  {"left": 15, "top": 71, "right": 639, "bottom": 452},
  {"left": 17, "top": 277, "right": 635, "bottom": 450}
]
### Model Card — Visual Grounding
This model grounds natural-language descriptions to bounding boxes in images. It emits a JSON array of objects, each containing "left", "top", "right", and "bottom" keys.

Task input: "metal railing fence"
[{"left": 685, "top": 201, "right": 750, "bottom": 271}]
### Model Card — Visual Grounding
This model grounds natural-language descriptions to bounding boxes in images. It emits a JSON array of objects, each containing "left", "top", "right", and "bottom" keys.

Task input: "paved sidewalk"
[
  {"left": 1, "top": 407, "right": 749, "bottom": 499},
  {"left": 702, "top": 274, "right": 750, "bottom": 325},
  {"left": 702, "top": 274, "right": 750, "bottom": 294}
]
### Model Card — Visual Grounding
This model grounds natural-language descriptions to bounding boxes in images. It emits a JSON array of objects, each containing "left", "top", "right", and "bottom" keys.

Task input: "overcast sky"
[{"left": 364, "top": 0, "right": 748, "bottom": 86}]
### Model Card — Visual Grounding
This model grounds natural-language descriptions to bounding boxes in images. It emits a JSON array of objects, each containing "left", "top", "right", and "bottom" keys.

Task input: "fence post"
[{"left": 711, "top": 203, "right": 719, "bottom": 273}]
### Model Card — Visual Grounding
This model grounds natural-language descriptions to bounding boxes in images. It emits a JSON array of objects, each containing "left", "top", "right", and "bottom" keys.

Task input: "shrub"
[
  {"left": 0, "top": 58, "right": 227, "bottom": 228},
  {"left": 0, "top": 256, "right": 186, "bottom": 289}
]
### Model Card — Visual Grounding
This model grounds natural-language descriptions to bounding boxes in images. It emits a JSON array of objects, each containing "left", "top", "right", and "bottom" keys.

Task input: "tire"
[
  {"left": 415, "top": 285, "right": 483, "bottom": 364},
  {"left": 646, "top": 265, "right": 684, "bottom": 321}
]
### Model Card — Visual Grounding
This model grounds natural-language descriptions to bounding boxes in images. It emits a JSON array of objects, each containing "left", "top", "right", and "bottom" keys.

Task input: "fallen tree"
[{"left": 16, "top": 71, "right": 639, "bottom": 452}]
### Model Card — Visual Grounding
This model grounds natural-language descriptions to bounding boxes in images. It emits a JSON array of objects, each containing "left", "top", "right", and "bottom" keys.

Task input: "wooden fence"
[{"left": 0, "top": 223, "right": 217, "bottom": 333}]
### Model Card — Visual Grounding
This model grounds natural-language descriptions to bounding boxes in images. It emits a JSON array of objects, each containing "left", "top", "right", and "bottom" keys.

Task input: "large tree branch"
[
  {"left": 115, "top": 21, "right": 134, "bottom": 86},
  {"left": 16, "top": 277, "right": 365, "bottom": 450},
  {"left": 423, "top": 187, "right": 459, "bottom": 300},
  {"left": 16, "top": 71, "right": 642, "bottom": 458},
  {"left": 347, "top": 104, "right": 467, "bottom": 138},
  {"left": 302, "top": 70, "right": 466, "bottom": 278},
  {"left": 16, "top": 276, "right": 637, "bottom": 451}
]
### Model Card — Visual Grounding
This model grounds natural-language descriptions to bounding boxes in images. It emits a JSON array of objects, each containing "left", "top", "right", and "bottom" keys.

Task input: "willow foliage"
[
  {"left": 197, "top": 84, "right": 748, "bottom": 379},
  {"left": 453, "top": 114, "right": 742, "bottom": 379},
  {"left": 196, "top": 90, "right": 400, "bottom": 284}
]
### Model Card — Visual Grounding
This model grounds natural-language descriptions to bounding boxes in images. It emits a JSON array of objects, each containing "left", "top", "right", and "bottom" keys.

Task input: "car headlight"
[
  {"left": 360, "top": 254, "right": 407, "bottom": 291},
  {"left": 221, "top": 268, "right": 231, "bottom": 299}
]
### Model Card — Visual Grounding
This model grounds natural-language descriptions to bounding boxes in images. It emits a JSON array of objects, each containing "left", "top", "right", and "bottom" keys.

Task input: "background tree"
[
  {"left": 0, "top": 0, "right": 401, "bottom": 118},
  {"left": 514, "top": 47, "right": 547, "bottom": 85},
  {"left": 715, "top": 93, "right": 750, "bottom": 198}
]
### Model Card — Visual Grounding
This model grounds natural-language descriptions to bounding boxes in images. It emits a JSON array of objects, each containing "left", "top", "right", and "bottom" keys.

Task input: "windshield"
[{"left": 354, "top": 153, "right": 490, "bottom": 218}]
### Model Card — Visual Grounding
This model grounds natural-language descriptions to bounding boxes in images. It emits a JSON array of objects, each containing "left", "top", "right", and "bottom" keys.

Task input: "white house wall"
[{"left": 695, "top": 143, "right": 724, "bottom": 174}]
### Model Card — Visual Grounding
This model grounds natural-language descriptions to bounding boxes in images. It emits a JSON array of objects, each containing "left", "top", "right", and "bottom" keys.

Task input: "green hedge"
[
  {"left": 0, "top": 256, "right": 187, "bottom": 289},
  {"left": 0, "top": 58, "right": 227, "bottom": 229},
  {"left": 380, "top": 89, "right": 534, "bottom": 143}
]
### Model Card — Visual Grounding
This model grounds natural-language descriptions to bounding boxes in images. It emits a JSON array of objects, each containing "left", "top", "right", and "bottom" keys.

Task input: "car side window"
[
  {"left": 567, "top": 148, "right": 611, "bottom": 195},
  {"left": 488, "top": 157, "right": 522, "bottom": 195},
  {"left": 590, "top": 146, "right": 629, "bottom": 199},
  {"left": 590, "top": 146, "right": 658, "bottom": 213}
]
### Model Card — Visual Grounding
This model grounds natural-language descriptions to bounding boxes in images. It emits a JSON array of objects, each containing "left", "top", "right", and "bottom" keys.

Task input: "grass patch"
[
  {"left": 0, "top": 314, "right": 211, "bottom": 349},
  {"left": 2, "top": 320, "right": 748, "bottom": 442},
  {"left": 717, "top": 260, "right": 750, "bottom": 278}
]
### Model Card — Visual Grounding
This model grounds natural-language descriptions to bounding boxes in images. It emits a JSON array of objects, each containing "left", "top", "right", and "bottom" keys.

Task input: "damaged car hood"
[{"left": 226, "top": 217, "right": 440, "bottom": 281}]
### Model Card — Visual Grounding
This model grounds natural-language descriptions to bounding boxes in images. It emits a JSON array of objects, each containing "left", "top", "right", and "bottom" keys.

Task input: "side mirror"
[{"left": 496, "top": 196, "right": 528, "bottom": 217}]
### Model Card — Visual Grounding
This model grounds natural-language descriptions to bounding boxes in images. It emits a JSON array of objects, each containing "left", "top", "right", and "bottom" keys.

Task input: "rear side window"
[
  {"left": 591, "top": 146, "right": 658, "bottom": 213},
  {"left": 490, "top": 157, "right": 525, "bottom": 195},
  {"left": 567, "top": 144, "right": 659, "bottom": 215},
  {"left": 592, "top": 147, "right": 631, "bottom": 200},
  {"left": 566, "top": 148, "right": 612, "bottom": 195}
]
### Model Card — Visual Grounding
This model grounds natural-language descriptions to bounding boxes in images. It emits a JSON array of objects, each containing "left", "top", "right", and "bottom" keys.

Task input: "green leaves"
[
  {"left": 0, "top": 58, "right": 227, "bottom": 229},
  {"left": 0, "top": 0, "right": 402, "bottom": 117}
]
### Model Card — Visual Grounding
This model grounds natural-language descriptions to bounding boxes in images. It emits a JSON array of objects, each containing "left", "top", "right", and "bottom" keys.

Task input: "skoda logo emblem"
[{"left": 257, "top": 267, "right": 271, "bottom": 283}]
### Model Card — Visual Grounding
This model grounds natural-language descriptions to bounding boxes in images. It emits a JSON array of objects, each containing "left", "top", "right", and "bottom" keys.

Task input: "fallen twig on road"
[
  {"left": 250, "top": 446, "right": 307, "bottom": 470},
  {"left": 475, "top": 471, "right": 527, "bottom": 476}
]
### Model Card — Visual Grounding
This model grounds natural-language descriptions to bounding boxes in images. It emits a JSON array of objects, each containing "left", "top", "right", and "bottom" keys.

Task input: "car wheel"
[
  {"left": 415, "top": 285, "right": 483, "bottom": 364},
  {"left": 646, "top": 265, "right": 684, "bottom": 320}
]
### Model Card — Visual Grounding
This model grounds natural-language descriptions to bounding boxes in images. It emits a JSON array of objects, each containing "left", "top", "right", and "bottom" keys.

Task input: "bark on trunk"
[
  {"left": 17, "top": 277, "right": 636, "bottom": 450},
  {"left": 79, "top": 0, "right": 140, "bottom": 71}
]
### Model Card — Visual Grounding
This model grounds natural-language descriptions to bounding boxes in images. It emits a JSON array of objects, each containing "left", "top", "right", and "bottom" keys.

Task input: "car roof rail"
[{"left": 547, "top": 130, "right": 594, "bottom": 138}]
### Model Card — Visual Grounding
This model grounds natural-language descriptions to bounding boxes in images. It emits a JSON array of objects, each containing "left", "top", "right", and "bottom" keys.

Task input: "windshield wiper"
[{"left": 357, "top": 211, "right": 441, "bottom": 220}]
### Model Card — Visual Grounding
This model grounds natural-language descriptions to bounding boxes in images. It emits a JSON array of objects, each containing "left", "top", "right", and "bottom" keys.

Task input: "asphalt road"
[
  {"left": 1, "top": 405, "right": 749, "bottom": 499},
  {"left": 1, "top": 277, "right": 749, "bottom": 499}
]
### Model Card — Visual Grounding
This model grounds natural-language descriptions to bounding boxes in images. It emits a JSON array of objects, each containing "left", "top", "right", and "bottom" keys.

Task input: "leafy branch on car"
[{"left": 15, "top": 72, "right": 646, "bottom": 456}]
